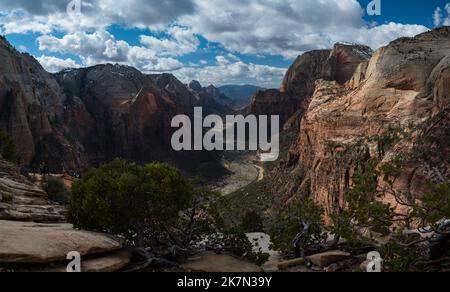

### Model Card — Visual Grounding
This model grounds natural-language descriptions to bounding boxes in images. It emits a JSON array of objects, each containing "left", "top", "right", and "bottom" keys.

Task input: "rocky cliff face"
[
  {"left": 55, "top": 65, "right": 189, "bottom": 167},
  {"left": 247, "top": 44, "right": 372, "bottom": 126},
  {"left": 188, "top": 80, "right": 234, "bottom": 115},
  {"left": 0, "top": 37, "right": 228, "bottom": 175},
  {"left": 0, "top": 36, "right": 88, "bottom": 172},
  {"left": 273, "top": 28, "right": 450, "bottom": 218}
]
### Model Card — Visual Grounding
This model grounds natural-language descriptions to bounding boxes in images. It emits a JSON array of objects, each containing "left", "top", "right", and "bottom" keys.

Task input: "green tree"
[
  {"left": 240, "top": 211, "right": 264, "bottom": 233},
  {"left": 44, "top": 177, "right": 71, "bottom": 205},
  {"left": 331, "top": 158, "right": 450, "bottom": 271},
  {"left": 331, "top": 159, "right": 394, "bottom": 246},
  {"left": 267, "top": 197, "right": 326, "bottom": 257},
  {"left": 68, "top": 159, "right": 193, "bottom": 248}
]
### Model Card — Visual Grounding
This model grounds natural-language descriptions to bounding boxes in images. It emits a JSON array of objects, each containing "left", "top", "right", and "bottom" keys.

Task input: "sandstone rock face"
[
  {"left": 0, "top": 158, "right": 65, "bottom": 222},
  {"left": 44, "top": 250, "right": 131, "bottom": 273},
  {"left": 276, "top": 28, "right": 450, "bottom": 218},
  {"left": 248, "top": 44, "right": 372, "bottom": 127},
  {"left": 56, "top": 65, "right": 188, "bottom": 166},
  {"left": 0, "top": 36, "right": 88, "bottom": 172},
  {"left": 0, "top": 37, "right": 229, "bottom": 174},
  {"left": 0, "top": 220, "right": 122, "bottom": 264},
  {"left": 188, "top": 80, "right": 234, "bottom": 115},
  {"left": 307, "top": 250, "right": 351, "bottom": 267},
  {"left": 0, "top": 157, "right": 130, "bottom": 272}
]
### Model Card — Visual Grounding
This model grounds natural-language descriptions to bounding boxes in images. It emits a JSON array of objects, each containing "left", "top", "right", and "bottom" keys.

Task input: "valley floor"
[{"left": 214, "top": 153, "right": 264, "bottom": 196}]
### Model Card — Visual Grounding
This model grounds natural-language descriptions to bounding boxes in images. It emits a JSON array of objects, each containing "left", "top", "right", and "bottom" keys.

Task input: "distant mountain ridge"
[{"left": 218, "top": 84, "right": 266, "bottom": 109}]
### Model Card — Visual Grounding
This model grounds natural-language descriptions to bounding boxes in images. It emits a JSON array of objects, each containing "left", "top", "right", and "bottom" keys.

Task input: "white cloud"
[
  {"left": 37, "top": 30, "right": 183, "bottom": 72},
  {"left": 36, "top": 55, "right": 80, "bottom": 72},
  {"left": 0, "top": 0, "right": 433, "bottom": 86},
  {"left": 181, "top": 0, "right": 429, "bottom": 58},
  {"left": 434, "top": 7, "right": 443, "bottom": 27},
  {"left": 139, "top": 26, "right": 199, "bottom": 56},
  {"left": 0, "top": 0, "right": 197, "bottom": 33},
  {"left": 176, "top": 54, "right": 286, "bottom": 88},
  {"left": 433, "top": 4, "right": 450, "bottom": 27}
]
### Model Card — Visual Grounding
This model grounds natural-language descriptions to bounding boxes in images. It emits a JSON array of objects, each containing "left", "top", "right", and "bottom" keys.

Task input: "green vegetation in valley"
[{"left": 68, "top": 159, "right": 268, "bottom": 267}]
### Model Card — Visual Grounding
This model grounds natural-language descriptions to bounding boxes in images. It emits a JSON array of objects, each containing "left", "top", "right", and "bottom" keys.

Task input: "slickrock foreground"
[
  {"left": 0, "top": 220, "right": 122, "bottom": 264},
  {"left": 0, "top": 158, "right": 130, "bottom": 272}
]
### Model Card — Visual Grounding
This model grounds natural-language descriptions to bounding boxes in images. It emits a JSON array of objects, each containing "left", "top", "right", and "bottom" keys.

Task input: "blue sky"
[{"left": 0, "top": 0, "right": 448, "bottom": 88}]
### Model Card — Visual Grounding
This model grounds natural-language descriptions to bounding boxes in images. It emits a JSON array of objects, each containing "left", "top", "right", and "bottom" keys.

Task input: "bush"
[
  {"left": 68, "top": 159, "right": 194, "bottom": 248},
  {"left": 267, "top": 197, "right": 326, "bottom": 257},
  {"left": 225, "top": 231, "right": 270, "bottom": 266},
  {"left": 44, "top": 177, "right": 71, "bottom": 205},
  {"left": 240, "top": 211, "right": 264, "bottom": 233}
]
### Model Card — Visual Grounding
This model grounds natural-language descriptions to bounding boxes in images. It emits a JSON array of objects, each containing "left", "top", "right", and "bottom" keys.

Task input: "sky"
[{"left": 0, "top": 0, "right": 448, "bottom": 88}]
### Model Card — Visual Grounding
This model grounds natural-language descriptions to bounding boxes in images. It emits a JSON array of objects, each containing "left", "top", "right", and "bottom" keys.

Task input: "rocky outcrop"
[
  {"left": 0, "top": 157, "right": 130, "bottom": 272},
  {"left": 0, "top": 158, "right": 65, "bottom": 222},
  {"left": 55, "top": 65, "right": 189, "bottom": 167},
  {"left": 0, "top": 220, "right": 122, "bottom": 264},
  {"left": 0, "top": 37, "right": 229, "bottom": 175},
  {"left": 0, "top": 36, "right": 88, "bottom": 172},
  {"left": 248, "top": 44, "right": 372, "bottom": 127},
  {"left": 188, "top": 80, "right": 234, "bottom": 115},
  {"left": 275, "top": 28, "right": 450, "bottom": 218}
]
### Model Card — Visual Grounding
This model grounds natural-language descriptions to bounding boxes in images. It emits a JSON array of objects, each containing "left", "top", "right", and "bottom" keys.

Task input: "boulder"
[
  {"left": 0, "top": 159, "right": 65, "bottom": 222},
  {"left": 307, "top": 251, "right": 351, "bottom": 267},
  {"left": 43, "top": 250, "right": 132, "bottom": 273}
]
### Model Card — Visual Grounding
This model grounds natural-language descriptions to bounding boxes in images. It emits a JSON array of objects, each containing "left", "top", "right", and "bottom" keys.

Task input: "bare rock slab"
[
  {"left": 182, "top": 251, "right": 263, "bottom": 272},
  {"left": 307, "top": 250, "right": 351, "bottom": 267},
  {"left": 43, "top": 250, "right": 132, "bottom": 273},
  {"left": 0, "top": 220, "right": 122, "bottom": 264}
]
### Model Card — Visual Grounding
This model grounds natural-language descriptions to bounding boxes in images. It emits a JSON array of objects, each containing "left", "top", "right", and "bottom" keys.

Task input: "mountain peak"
[{"left": 188, "top": 80, "right": 203, "bottom": 92}]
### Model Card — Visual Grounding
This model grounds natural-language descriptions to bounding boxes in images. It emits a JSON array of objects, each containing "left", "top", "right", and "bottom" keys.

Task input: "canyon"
[
  {"left": 0, "top": 27, "right": 449, "bottom": 272},
  {"left": 244, "top": 28, "right": 450, "bottom": 220}
]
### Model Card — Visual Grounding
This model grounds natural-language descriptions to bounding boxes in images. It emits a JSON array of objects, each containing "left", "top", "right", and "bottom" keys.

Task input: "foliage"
[
  {"left": 267, "top": 197, "right": 326, "bottom": 256},
  {"left": 378, "top": 231, "right": 421, "bottom": 272},
  {"left": 331, "top": 159, "right": 394, "bottom": 246},
  {"left": 44, "top": 177, "right": 71, "bottom": 205},
  {"left": 68, "top": 159, "right": 193, "bottom": 248},
  {"left": 219, "top": 228, "right": 270, "bottom": 266},
  {"left": 240, "top": 211, "right": 264, "bottom": 233},
  {"left": 0, "top": 131, "right": 20, "bottom": 164},
  {"left": 412, "top": 183, "right": 450, "bottom": 226},
  {"left": 330, "top": 157, "right": 450, "bottom": 271}
]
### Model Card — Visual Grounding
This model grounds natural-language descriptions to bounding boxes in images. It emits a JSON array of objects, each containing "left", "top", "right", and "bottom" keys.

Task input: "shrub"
[{"left": 44, "top": 177, "right": 71, "bottom": 205}]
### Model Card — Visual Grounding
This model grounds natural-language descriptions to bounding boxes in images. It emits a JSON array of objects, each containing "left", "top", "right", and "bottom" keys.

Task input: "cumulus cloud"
[
  {"left": 139, "top": 26, "right": 199, "bottom": 56},
  {"left": 36, "top": 55, "right": 80, "bottom": 72},
  {"left": 181, "top": 0, "right": 429, "bottom": 58},
  {"left": 175, "top": 54, "right": 286, "bottom": 88},
  {"left": 37, "top": 30, "right": 183, "bottom": 72},
  {"left": 433, "top": 4, "right": 450, "bottom": 27},
  {"left": 0, "top": 0, "right": 197, "bottom": 33},
  {"left": 0, "top": 0, "right": 433, "bottom": 85}
]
